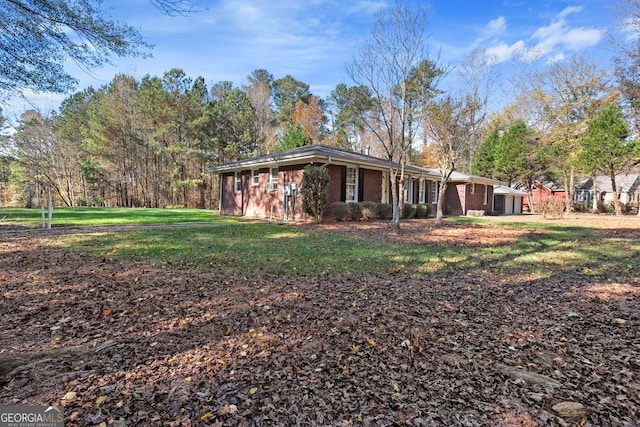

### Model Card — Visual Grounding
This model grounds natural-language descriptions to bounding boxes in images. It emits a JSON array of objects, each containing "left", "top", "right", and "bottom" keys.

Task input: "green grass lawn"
[
  {"left": 0, "top": 207, "right": 235, "bottom": 227},
  {"left": 4, "top": 207, "right": 638, "bottom": 282},
  {"left": 47, "top": 218, "right": 639, "bottom": 283}
]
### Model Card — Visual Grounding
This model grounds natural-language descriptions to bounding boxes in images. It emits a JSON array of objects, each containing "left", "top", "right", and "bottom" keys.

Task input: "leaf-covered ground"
[{"left": 1, "top": 218, "right": 639, "bottom": 426}]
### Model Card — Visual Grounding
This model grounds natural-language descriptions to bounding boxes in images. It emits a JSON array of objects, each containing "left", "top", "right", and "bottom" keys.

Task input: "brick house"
[{"left": 211, "top": 144, "right": 499, "bottom": 221}]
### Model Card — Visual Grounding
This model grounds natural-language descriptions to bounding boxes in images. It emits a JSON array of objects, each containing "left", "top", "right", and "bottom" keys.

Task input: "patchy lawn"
[{"left": 1, "top": 217, "right": 639, "bottom": 426}]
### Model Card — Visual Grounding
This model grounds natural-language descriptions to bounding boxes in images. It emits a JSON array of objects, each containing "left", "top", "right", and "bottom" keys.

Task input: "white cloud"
[
  {"left": 484, "top": 16, "right": 506, "bottom": 36},
  {"left": 482, "top": 5, "right": 605, "bottom": 64},
  {"left": 485, "top": 40, "right": 526, "bottom": 63}
]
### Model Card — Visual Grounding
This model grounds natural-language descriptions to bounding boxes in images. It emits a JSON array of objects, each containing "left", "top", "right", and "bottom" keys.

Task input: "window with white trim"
[
  {"left": 404, "top": 178, "right": 411, "bottom": 204},
  {"left": 470, "top": 183, "right": 475, "bottom": 195},
  {"left": 234, "top": 171, "right": 241, "bottom": 193},
  {"left": 268, "top": 167, "right": 279, "bottom": 192},
  {"left": 251, "top": 169, "right": 259, "bottom": 186},
  {"left": 430, "top": 180, "right": 439, "bottom": 203},
  {"left": 345, "top": 167, "right": 357, "bottom": 202},
  {"left": 419, "top": 179, "right": 426, "bottom": 203},
  {"left": 482, "top": 184, "right": 488, "bottom": 205}
]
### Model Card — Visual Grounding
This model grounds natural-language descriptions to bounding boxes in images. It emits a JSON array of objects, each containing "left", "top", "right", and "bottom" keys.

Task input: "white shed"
[{"left": 493, "top": 186, "right": 527, "bottom": 215}]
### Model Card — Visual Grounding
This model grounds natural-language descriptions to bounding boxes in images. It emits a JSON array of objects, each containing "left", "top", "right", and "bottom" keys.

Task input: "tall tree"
[
  {"left": 347, "top": 0, "right": 440, "bottom": 230},
  {"left": 455, "top": 48, "right": 498, "bottom": 172},
  {"left": 528, "top": 54, "right": 616, "bottom": 213},
  {"left": 87, "top": 74, "right": 141, "bottom": 207},
  {"left": 577, "top": 104, "right": 639, "bottom": 215},
  {"left": 327, "top": 83, "right": 372, "bottom": 151},
  {"left": 272, "top": 75, "right": 311, "bottom": 129},
  {"left": 292, "top": 96, "right": 326, "bottom": 143},
  {"left": 207, "top": 81, "right": 257, "bottom": 162},
  {"left": 613, "top": 0, "right": 640, "bottom": 135},
  {"left": 243, "top": 69, "right": 275, "bottom": 154},
  {"left": 424, "top": 96, "right": 469, "bottom": 225},
  {"left": 276, "top": 124, "right": 312, "bottom": 152},
  {"left": 10, "top": 110, "right": 82, "bottom": 206}
]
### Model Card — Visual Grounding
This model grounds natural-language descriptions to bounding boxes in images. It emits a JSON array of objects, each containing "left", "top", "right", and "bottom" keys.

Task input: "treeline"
[{"left": 1, "top": 68, "right": 372, "bottom": 208}]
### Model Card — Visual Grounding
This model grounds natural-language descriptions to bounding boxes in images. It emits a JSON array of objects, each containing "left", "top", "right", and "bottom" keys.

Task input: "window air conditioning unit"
[{"left": 266, "top": 182, "right": 278, "bottom": 192}]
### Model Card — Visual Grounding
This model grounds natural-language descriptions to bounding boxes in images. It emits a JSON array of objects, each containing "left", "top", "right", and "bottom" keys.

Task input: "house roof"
[
  {"left": 493, "top": 186, "right": 528, "bottom": 196},
  {"left": 210, "top": 144, "right": 500, "bottom": 185},
  {"left": 210, "top": 144, "right": 438, "bottom": 177},
  {"left": 576, "top": 173, "right": 640, "bottom": 193},
  {"left": 429, "top": 170, "right": 499, "bottom": 186},
  {"left": 533, "top": 180, "right": 565, "bottom": 192}
]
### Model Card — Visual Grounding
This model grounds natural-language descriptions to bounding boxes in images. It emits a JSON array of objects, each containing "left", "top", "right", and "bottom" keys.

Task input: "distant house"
[
  {"left": 575, "top": 173, "right": 640, "bottom": 206},
  {"left": 493, "top": 186, "right": 527, "bottom": 215},
  {"left": 210, "top": 144, "right": 499, "bottom": 221},
  {"left": 522, "top": 180, "right": 567, "bottom": 212}
]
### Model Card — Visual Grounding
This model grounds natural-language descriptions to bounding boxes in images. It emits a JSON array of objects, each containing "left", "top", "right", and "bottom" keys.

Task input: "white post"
[{"left": 47, "top": 188, "right": 53, "bottom": 229}]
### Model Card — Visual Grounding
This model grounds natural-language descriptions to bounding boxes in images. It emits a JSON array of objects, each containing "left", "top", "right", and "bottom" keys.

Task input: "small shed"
[{"left": 493, "top": 186, "right": 527, "bottom": 215}]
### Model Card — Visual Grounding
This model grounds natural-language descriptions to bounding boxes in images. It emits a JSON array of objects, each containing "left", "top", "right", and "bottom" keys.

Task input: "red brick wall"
[{"left": 362, "top": 168, "right": 382, "bottom": 202}]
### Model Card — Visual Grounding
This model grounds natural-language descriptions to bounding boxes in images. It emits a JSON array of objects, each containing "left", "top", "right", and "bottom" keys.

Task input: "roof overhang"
[{"left": 493, "top": 185, "right": 528, "bottom": 196}]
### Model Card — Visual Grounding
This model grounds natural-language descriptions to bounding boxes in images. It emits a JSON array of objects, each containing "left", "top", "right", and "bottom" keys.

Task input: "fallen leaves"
[{"left": 0, "top": 225, "right": 639, "bottom": 426}]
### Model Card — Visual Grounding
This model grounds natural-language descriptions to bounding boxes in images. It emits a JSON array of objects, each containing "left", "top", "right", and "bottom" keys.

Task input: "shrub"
[
  {"left": 359, "top": 201, "right": 378, "bottom": 220},
  {"left": 326, "top": 201, "right": 349, "bottom": 221},
  {"left": 347, "top": 202, "right": 362, "bottom": 220},
  {"left": 597, "top": 201, "right": 615, "bottom": 214},
  {"left": 540, "top": 196, "right": 565, "bottom": 219},
  {"left": 402, "top": 203, "right": 416, "bottom": 219},
  {"left": 573, "top": 202, "right": 590, "bottom": 213},
  {"left": 300, "top": 165, "right": 331, "bottom": 223},
  {"left": 414, "top": 203, "right": 431, "bottom": 218},
  {"left": 376, "top": 203, "right": 393, "bottom": 220}
]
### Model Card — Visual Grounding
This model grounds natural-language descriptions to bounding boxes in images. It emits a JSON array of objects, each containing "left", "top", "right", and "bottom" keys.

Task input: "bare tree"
[
  {"left": 455, "top": 47, "right": 499, "bottom": 172},
  {"left": 347, "top": 1, "right": 441, "bottom": 230},
  {"left": 424, "top": 96, "right": 469, "bottom": 225},
  {"left": 243, "top": 69, "right": 276, "bottom": 155},
  {"left": 0, "top": 0, "right": 194, "bottom": 98}
]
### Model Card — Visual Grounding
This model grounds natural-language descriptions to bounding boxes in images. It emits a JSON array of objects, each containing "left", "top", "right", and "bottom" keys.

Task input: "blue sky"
[{"left": 8, "top": 0, "right": 621, "bottom": 119}]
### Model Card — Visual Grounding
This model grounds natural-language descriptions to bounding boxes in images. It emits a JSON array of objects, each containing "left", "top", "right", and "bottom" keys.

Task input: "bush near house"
[
  {"left": 325, "top": 202, "right": 432, "bottom": 222},
  {"left": 414, "top": 203, "right": 431, "bottom": 218},
  {"left": 326, "top": 202, "right": 349, "bottom": 221},
  {"left": 376, "top": 203, "right": 393, "bottom": 220},
  {"left": 360, "top": 201, "right": 379, "bottom": 220},
  {"left": 402, "top": 203, "right": 417, "bottom": 219}
]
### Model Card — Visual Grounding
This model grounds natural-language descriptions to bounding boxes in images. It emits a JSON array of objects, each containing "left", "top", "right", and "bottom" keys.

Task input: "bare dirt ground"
[{"left": 1, "top": 215, "right": 639, "bottom": 426}]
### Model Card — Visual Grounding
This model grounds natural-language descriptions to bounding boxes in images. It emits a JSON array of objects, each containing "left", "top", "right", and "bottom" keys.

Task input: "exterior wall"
[
  {"left": 326, "top": 165, "right": 344, "bottom": 204},
  {"left": 465, "top": 183, "right": 487, "bottom": 212},
  {"left": 446, "top": 184, "right": 465, "bottom": 216},
  {"left": 443, "top": 183, "right": 493, "bottom": 216},
  {"left": 361, "top": 168, "right": 382, "bottom": 202},
  {"left": 220, "top": 164, "right": 385, "bottom": 219},
  {"left": 220, "top": 172, "right": 243, "bottom": 215}
]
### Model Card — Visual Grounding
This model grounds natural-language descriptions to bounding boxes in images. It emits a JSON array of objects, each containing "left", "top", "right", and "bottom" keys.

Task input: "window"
[
  {"left": 470, "top": 183, "right": 475, "bottom": 195},
  {"left": 251, "top": 169, "right": 259, "bottom": 186},
  {"left": 482, "top": 184, "right": 488, "bottom": 205},
  {"left": 234, "top": 171, "right": 241, "bottom": 193},
  {"left": 267, "top": 167, "right": 279, "bottom": 192},
  {"left": 418, "top": 179, "right": 426, "bottom": 204},
  {"left": 345, "top": 167, "right": 357, "bottom": 202},
  {"left": 430, "top": 180, "right": 439, "bottom": 203},
  {"left": 404, "top": 178, "right": 411, "bottom": 204}
]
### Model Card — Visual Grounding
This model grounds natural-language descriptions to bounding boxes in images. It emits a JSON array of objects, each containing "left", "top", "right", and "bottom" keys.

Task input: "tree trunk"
[
  {"left": 435, "top": 179, "right": 448, "bottom": 225},
  {"left": 610, "top": 173, "right": 622, "bottom": 216},
  {"left": 591, "top": 176, "right": 598, "bottom": 214},
  {"left": 389, "top": 169, "right": 400, "bottom": 231}
]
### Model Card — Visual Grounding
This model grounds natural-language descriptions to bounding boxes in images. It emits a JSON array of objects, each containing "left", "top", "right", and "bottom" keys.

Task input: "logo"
[{"left": 0, "top": 406, "right": 64, "bottom": 427}]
